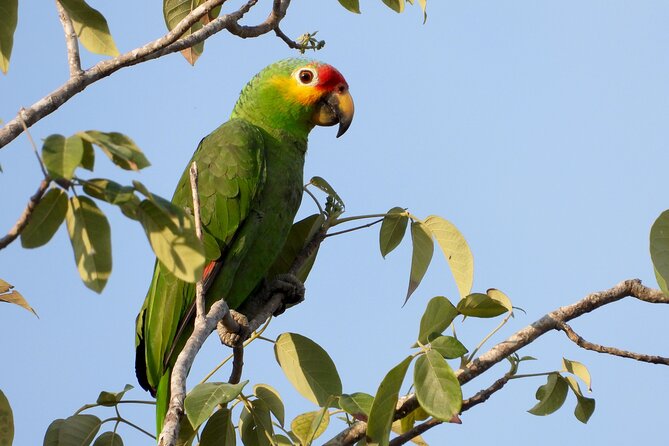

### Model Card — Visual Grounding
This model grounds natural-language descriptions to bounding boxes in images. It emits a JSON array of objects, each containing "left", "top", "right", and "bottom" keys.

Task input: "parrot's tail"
[{"left": 155, "top": 370, "right": 171, "bottom": 439}]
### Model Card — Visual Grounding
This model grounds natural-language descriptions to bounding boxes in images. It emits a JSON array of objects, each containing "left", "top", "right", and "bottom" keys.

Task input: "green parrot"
[{"left": 134, "top": 58, "right": 354, "bottom": 433}]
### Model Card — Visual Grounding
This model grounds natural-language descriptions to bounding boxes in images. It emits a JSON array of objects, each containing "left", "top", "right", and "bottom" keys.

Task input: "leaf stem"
[
  {"left": 466, "top": 311, "right": 513, "bottom": 363},
  {"left": 509, "top": 371, "right": 560, "bottom": 380},
  {"left": 18, "top": 109, "right": 48, "bottom": 177},
  {"left": 303, "top": 186, "right": 324, "bottom": 215},
  {"left": 325, "top": 218, "right": 384, "bottom": 238},
  {"left": 331, "top": 213, "right": 391, "bottom": 226}
]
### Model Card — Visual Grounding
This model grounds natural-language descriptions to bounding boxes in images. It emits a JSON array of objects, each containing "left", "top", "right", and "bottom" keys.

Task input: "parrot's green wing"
[{"left": 135, "top": 119, "right": 265, "bottom": 397}]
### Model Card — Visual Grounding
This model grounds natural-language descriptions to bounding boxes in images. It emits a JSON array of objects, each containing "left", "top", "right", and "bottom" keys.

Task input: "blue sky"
[{"left": 2, "top": 1, "right": 668, "bottom": 444}]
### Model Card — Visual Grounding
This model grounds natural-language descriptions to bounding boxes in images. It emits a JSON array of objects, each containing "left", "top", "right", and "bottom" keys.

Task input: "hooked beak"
[{"left": 313, "top": 85, "right": 355, "bottom": 138}]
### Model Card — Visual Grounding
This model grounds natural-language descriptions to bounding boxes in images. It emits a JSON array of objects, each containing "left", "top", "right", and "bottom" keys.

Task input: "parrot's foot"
[
  {"left": 217, "top": 310, "right": 249, "bottom": 348},
  {"left": 270, "top": 273, "right": 305, "bottom": 316}
]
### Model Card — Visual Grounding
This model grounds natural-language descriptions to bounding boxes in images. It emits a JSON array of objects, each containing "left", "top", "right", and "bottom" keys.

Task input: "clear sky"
[{"left": 2, "top": 1, "right": 668, "bottom": 445}]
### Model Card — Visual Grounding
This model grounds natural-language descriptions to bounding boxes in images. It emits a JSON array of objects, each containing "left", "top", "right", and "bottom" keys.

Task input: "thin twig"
[
  {"left": 55, "top": 0, "right": 82, "bottom": 77},
  {"left": 325, "top": 218, "right": 383, "bottom": 238},
  {"left": 0, "top": 0, "right": 295, "bottom": 150},
  {"left": 388, "top": 374, "right": 512, "bottom": 446},
  {"left": 557, "top": 321, "right": 669, "bottom": 365},
  {"left": 18, "top": 110, "right": 48, "bottom": 177},
  {"left": 0, "top": 179, "right": 51, "bottom": 250},
  {"left": 189, "top": 162, "right": 206, "bottom": 323}
]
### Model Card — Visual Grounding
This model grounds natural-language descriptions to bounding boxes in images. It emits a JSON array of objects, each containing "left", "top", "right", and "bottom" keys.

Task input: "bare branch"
[
  {"left": 0, "top": 179, "right": 51, "bottom": 250},
  {"left": 55, "top": 0, "right": 82, "bottom": 77},
  {"left": 158, "top": 300, "right": 231, "bottom": 446},
  {"left": 228, "top": 346, "right": 244, "bottom": 384},
  {"left": 557, "top": 321, "right": 669, "bottom": 365},
  {"left": 325, "top": 279, "right": 669, "bottom": 445},
  {"left": 189, "top": 162, "right": 205, "bottom": 323},
  {"left": 0, "top": 0, "right": 295, "bottom": 150}
]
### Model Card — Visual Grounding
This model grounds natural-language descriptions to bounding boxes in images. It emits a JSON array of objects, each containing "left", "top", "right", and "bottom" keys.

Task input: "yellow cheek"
[{"left": 271, "top": 77, "right": 322, "bottom": 106}]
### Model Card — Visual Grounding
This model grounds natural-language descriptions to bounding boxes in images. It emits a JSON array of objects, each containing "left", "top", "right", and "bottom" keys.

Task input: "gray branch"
[
  {"left": 324, "top": 279, "right": 669, "bottom": 445},
  {"left": 0, "top": 0, "right": 294, "bottom": 150},
  {"left": 55, "top": 0, "right": 82, "bottom": 77},
  {"left": 0, "top": 179, "right": 51, "bottom": 250},
  {"left": 557, "top": 321, "right": 669, "bottom": 365}
]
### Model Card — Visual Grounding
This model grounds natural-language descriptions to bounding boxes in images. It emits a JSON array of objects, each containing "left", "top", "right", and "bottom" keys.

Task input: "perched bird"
[{"left": 134, "top": 58, "right": 354, "bottom": 432}]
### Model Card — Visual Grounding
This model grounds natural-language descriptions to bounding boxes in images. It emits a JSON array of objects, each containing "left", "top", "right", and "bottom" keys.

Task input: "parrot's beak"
[{"left": 313, "top": 85, "right": 354, "bottom": 138}]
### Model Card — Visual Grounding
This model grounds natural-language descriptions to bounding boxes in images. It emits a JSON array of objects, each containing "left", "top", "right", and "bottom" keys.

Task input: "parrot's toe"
[
  {"left": 270, "top": 274, "right": 305, "bottom": 316},
  {"left": 217, "top": 310, "right": 249, "bottom": 347}
]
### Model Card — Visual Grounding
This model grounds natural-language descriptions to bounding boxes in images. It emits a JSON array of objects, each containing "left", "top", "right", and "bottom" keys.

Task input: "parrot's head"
[{"left": 232, "top": 59, "right": 354, "bottom": 140}]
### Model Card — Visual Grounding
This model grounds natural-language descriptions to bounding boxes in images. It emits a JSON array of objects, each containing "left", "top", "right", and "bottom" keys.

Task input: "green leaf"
[
  {"left": 527, "top": 373, "right": 568, "bottom": 416},
  {"left": 200, "top": 408, "right": 235, "bottom": 446},
  {"left": 274, "top": 333, "right": 342, "bottom": 407},
  {"left": 96, "top": 384, "right": 133, "bottom": 406},
  {"left": 272, "top": 434, "right": 293, "bottom": 446},
  {"left": 254, "top": 384, "right": 285, "bottom": 426},
  {"left": 136, "top": 199, "right": 205, "bottom": 283},
  {"left": 366, "top": 356, "right": 413, "bottom": 446},
  {"left": 456, "top": 293, "right": 507, "bottom": 318},
  {"left": 0, "top": 390, "right": 13, "bottom": 446},
  {"left": 0, "top": 0, "right": 18, "bottom": 74},
  {"left": 430, "top": 336, "right": 468, "bottom": 359},
  {"left": 66, "top": 196, "right": 112, "bottom": 293},
  {"left": 184, "top": 381, "right": 247, "bottom": 429},
  {"left": 239, "top": 402, "right": 272, "bottom": 446},
  {"left": 397, "top": 407, "right": 429, "bottom": 436},
  {"left": 176, "top": 416, "right": 196, "bottom": 446},
  {"left": 267, "top": 214, "right": 325, "bottom": 283},
  {"left": 163, "top": 0, "right": 205, "bottom": 64},
  {"left": 339, "top": 392, "right": 374, "bottom": 419},
  {"left": 58, "top": 414, "right": 101, "bottom": 446},
  {"left": 486, "top": 288, "right": 512, "bottom": 313},
  {"left": 82, "top": 179, "right": 135, "bottom": 205},
  {"left": 423, "top": 215, "right": 473, "bottom": 299},
  {"left": 43, "top": 419, "right": 64, "bottom": 446},
  {"left": 338, "top": 0, "right": 361, "bottom": 13},
  {"left": 310, "top": 176, "right": 345, "bottom": 210},
  {"left": 59, "top": 0, "right": 119, "bottom": 56},
  {"left": 0, "top": 278, "right": 38, "bottom": 317},
  {"left": 21, "top": 188, "right": 68, "bottom": 248},
  {"left": 565, "top": 377, "right": 595, "bottom": 424},
  {"left": 42, "top": 134, "right": 84, "bottom": 180},
  {"left": 405, "top": 220, "right": 434, "bottom": 303},
  {"left": 650, "top": 210, "right": 669, "bottom": 296},
  {"left": 291, "top": 408, "right": 329, "bottom": 446},
  {"left": 78, "top": 137, "right": 95, "bottom": 171},
  {"left": 416, "top": 296, "right": 457, "bottom": 345},
  {"left": 562, "top": 358, "right": 591, "bottom": 391},
  {"left": 79, "top": 131, "right": 149, "bottom": 171},
  {"left": 413, "top": 350, "right": 462, "bottom": 421},
  {"left": 92, "top": 432, "right": 123, "bottom": 446},
  {"left": 382, "top": 0, "right": 404, "bottom": 13},
  {"left": 379, "top": 207, "right": 408, "bottom": 258}
]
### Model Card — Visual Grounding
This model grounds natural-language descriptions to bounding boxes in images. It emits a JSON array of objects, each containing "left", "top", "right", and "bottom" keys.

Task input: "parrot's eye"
[{"left": 297, "top": 69, "right": 316, "bottom": 84}]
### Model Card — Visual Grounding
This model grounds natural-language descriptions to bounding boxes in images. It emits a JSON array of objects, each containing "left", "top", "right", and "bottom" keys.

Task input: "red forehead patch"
[{"left": 316, "top": 64, "right": 347, "bottom": 91}]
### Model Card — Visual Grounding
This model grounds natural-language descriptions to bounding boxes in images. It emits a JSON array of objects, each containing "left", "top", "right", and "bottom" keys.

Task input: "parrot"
[{"left": 134, "top": 58, "right": 354, "bottom": 434}]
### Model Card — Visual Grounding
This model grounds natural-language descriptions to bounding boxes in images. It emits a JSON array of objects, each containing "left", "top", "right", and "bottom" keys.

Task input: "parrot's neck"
[{"left": 230, "top": 88, "right": 313, "bottom": 145}]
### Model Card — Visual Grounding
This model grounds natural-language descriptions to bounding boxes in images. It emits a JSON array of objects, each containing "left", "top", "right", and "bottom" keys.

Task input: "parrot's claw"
[
  {"left": 217, "top": 310, "right": 249, "bottom": 348},
  {"left": 270, "top": 273, "right": 305, "bottom": 316}
]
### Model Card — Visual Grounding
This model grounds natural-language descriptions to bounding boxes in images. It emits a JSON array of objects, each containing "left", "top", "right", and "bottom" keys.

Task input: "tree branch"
[
  {"left": 0, "top": 179, "right": 51, "bottom": 250},
  {"left": 325, "top": 279, "right": 669, "bottom": 445},
  {"left": 0, "top": 0, "right": 295, "bottom": 150},
  {"left": 157, "top": 299, "right": 231, "bottom": 446},
  {"left": 557, "top": 321, "right": 669, "bottom": 365},
  {"left": 55, "top": 0, "right": 82, "bottom": 78}
]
